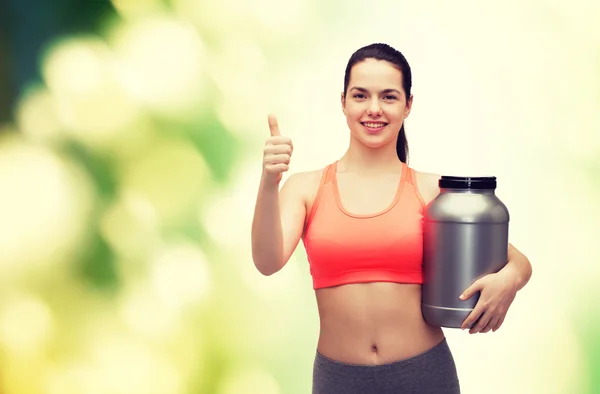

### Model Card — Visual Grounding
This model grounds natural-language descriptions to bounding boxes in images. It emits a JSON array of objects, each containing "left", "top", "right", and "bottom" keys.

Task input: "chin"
[{"left": 352, "top": 131, "right": 394, "bottom": 149}]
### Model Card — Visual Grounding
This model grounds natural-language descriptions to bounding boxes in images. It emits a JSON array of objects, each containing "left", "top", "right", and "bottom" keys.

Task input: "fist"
[{"left": 263, "top": 114, "right": 293, "bottom": 184}]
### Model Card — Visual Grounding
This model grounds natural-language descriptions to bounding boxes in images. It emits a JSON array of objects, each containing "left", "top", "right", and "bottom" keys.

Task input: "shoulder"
[
  {"left": 413, "top": 169, "right": 442, "bottom": 206},
  {"left": 280, "top": 168, "right": 326, "bottom": 199},
  {"left": 282, "top": 168, "right": 323, "bottom": 189},
  {"left": 279, "top": 168, "right": 327, "bottom": 214}
]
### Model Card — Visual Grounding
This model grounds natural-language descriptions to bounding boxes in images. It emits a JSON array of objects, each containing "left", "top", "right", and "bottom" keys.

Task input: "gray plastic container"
[{"left": 422, "top": 175, "right": 509, "bottom": 328}]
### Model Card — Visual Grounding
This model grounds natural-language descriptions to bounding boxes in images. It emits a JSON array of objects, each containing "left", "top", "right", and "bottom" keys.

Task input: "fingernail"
[{"left": 459, "top": 294, "right": 465, "bottom": 300}]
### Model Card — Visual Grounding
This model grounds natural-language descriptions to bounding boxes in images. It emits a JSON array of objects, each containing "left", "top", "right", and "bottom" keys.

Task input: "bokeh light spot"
[
  {"left": 0, "top": 139, "right": 94, "bottom": 277},
  {"left": 150, "top": 241, "right": 212, "bottom": 310},
  {"left": 110, "top": 16, "right": 207, "bottom": 119},
  {"left": 0, "top": 294, "right": 55, "bottom": 357}
]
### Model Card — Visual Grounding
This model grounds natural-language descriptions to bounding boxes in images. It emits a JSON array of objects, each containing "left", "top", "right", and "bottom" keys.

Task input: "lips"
[
  {"left": 362, "top": 122, "right": 388, "bottom": 128},
  {"left": 361, "top": 121, "right": 388, "bottom": 134}
]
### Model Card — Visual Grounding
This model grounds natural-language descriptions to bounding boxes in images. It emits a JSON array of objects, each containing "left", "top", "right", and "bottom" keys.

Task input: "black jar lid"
[{"left": 439, "top": 176, "right": 497, "bottom": 190}]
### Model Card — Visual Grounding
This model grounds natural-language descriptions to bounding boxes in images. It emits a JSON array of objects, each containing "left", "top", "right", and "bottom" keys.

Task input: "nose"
[{"left": 367, "top": 99, "right": 382, "bottom": 116}]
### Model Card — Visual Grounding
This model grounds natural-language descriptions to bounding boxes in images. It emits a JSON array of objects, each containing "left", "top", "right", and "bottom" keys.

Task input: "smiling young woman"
[{"left": 251, "top": 43, "right": 532, "bottom": 394}]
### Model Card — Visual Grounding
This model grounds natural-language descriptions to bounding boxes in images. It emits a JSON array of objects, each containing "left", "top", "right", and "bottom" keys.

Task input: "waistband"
[{"left": 314, "top": 338, "right": 452, "bottom": 377}]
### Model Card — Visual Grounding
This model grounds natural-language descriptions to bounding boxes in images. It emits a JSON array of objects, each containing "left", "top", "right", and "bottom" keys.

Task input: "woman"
[{"left": 251, "top": 43, "right": 532, "bottom": 394}]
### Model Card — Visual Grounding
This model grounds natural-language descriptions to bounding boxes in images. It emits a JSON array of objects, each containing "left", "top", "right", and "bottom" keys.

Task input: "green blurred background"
[{"left": 0, "top": 0, "right": 598, "bottom": 393}]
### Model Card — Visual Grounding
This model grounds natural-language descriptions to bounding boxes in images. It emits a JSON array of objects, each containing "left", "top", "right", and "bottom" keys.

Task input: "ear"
[
  {"left": 404, "top": 94, "right": 413, "bottom": 119},
  {"left": 341, "top": 92, "right": 347, "bottom": 116}
]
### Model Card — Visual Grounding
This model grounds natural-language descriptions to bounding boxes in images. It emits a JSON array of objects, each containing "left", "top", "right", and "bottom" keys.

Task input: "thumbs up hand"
[{"left": 262, "top": 114, "right": 293, "bottom": 185}]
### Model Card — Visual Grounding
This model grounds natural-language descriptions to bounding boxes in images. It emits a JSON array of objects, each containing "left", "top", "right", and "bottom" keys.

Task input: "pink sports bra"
[{"left": 302, "top": 160, "right": 426, "bottom": 290}]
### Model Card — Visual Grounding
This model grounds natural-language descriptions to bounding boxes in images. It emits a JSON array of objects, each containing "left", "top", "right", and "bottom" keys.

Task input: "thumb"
[
  {"left": 460, "top": 278, "right": 484, "bottom": 300},
  {"left": 268, "top": 114, "right": 280, "bottom": 137}
]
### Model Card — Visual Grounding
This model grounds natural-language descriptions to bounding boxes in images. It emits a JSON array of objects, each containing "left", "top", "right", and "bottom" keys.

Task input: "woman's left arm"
[
  {"left": 459, "top": 243, "right": 532, "bottom": 333},
  {"left": 502, "top": 243, "right": 533, "bottom": 292}
]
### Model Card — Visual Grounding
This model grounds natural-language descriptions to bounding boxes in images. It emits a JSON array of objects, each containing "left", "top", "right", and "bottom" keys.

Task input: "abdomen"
[{"left": 315, "top": 282, "right": 445, "bottom": 365}]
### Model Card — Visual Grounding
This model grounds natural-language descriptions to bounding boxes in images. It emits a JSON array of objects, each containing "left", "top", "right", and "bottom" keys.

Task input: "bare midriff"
[{"left": 315, "top": 281, "right": 445, "bottom": 365}]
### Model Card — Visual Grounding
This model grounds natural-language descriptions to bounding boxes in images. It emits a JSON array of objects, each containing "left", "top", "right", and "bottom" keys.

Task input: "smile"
[
  {"left": 362, "top": 122, "right": 387, "bottom": 128},
  {"left": 361, "top": 122, "right": 388, "bottom": 134}
]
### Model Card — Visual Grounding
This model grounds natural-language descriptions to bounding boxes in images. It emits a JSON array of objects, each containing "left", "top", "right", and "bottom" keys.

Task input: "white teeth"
[{"left": 363, "top": 122, "right": 386, "bottom": 128}]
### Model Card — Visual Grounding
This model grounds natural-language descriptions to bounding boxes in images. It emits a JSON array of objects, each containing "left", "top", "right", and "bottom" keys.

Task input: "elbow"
[
  {"left": 251, "top": 238, "right": 284, "bottom": 276},
  {"left": 508, "top": 243, "right": 533, "bottom": 288},
  {"left": 520, "top": 250, "right": 533, "bottom": 276},
  {"left": 526, "top": 256, "right": 533, "bottom": 280},
  {"left": 517, "top": 255, "right": 533, "bottom": 290},
  {"left": 254, "top": 262, "right": 282, "bottom": 276},
  {"left": 257, "top": 266, "right": 278, "bottom": 276},
  {"left": 251, "top": 252, "right": 283, "bottom": 276}
]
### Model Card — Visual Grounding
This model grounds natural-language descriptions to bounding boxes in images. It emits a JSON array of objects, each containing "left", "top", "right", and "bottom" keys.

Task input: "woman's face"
[{"left": 342, "top": 58, "right": 412, "bottom": 149}]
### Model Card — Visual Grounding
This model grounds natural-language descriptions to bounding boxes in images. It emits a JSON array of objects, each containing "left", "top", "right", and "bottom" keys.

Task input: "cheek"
[
  {"left": 390, "top": 105, "right": 407, "bottom": 119},
  {"left": 344, "top": 104, "right": 364, "bottom": 118}
]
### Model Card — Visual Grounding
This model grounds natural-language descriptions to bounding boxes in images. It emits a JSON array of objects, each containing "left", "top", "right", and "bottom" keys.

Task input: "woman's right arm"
[
  {"left": 252, "top": 172, "right": 307, "bottom": 276},
  {"left": 251, "top": 115, "right": 307, "bottom": 276}
]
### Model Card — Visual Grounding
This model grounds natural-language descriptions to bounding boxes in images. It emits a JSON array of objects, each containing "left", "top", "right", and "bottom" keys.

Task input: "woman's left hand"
[{"left": 459, "top": 268, "right": 519, "bottom": 334}]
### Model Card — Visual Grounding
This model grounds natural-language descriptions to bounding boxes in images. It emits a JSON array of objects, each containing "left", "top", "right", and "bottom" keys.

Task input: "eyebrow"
[{"left": 349, "top": 86, "right": 402, "bottom": 95}]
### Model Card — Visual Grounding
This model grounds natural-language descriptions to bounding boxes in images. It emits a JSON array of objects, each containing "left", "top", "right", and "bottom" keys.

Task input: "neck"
[{"left": 339, "top": 135, "right": 403, "bottom": 174}]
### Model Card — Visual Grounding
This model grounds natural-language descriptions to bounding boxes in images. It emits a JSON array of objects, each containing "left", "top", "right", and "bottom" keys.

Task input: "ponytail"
[{"left": 396, "top": 124, "right": 409, "bottom": 163}]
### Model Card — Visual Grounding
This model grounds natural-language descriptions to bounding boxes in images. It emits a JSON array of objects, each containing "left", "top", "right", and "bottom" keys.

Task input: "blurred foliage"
[
  {"left": 0, "top": 0, "right": 119, "bottom": 123},
  {"left": 0, "top": 0, "right": 315, "bottom": 392}
]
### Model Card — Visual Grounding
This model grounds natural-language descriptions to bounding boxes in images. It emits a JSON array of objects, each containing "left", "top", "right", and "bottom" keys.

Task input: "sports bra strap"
[
  {"left": 404, "top": 165, "right": 414, "bottom": 185},
  {"left": 304, "top": 162, "right": 336, "bottom": 231},
  {"left": 324, "top": 162, "right": 337, "bottom": 184}
]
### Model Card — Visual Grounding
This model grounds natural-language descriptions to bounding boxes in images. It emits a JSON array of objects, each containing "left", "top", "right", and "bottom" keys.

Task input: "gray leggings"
[{"left": 312, "top": 338, "right": 460, "bottom": 394}]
